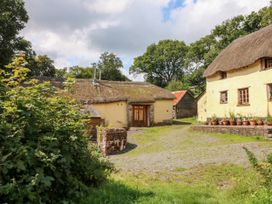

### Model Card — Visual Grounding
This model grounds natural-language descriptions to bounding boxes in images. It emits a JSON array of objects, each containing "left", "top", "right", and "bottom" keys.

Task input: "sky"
[{"left": 22, "top": 0, "right": 270, "bottom": 81}]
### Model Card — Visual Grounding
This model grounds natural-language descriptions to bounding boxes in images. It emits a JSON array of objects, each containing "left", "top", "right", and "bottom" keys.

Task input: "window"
[
  {"left": 238, "top": 88, "right": 249, "bottom": 105},
  {"left": 268, "top": 84, "right": 272, "bottom": 101},
  {"left": 263, "top": 58, "right": 272, "bottom": 70},
  {"left": 220, "top": 72, "right": 227, "bottom": 79},
  {"left": 220, "top": 91, "right": 228, "bottom": 104}
]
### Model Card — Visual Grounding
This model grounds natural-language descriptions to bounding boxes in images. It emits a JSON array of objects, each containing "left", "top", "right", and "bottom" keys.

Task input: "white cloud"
[{"left": 22, "top": 0, "right": 270, "bottom": 81}]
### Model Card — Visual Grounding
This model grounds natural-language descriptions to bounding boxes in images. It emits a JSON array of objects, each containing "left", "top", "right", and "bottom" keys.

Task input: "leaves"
[{"left": 0, "top": 56, "right": 113, "bottom": 203}]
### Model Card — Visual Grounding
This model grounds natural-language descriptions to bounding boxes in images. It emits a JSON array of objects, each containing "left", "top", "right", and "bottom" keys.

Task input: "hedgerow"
[{"left": 0, "top": 55, "right": 113, "bottom": 203}]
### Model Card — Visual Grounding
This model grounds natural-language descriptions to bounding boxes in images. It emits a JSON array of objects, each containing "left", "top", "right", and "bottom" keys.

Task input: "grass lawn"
[{"left": 81, "top": 118, "right": 272, "bottom": 204}]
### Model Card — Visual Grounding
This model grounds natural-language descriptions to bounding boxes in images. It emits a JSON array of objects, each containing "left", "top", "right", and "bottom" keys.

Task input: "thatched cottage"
[
  {"left": 172, "top": 90, "right": 197, "bottom": 118},
  {"left": 67, "top": 80, "right": 175, "bottom": 128},
  {"left": 198, "top": 24, "right": 272, "bottom": 122}
]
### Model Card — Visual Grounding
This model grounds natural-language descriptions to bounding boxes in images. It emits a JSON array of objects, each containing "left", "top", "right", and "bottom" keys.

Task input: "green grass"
[
  {"left": 81, "top": 164, "right": 266, "bottom": 204},
  {"left": 81, "top": 119, "right": 272, "bottom": 203}
]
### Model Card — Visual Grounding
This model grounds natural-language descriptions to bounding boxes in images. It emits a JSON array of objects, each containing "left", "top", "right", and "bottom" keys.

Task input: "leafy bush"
[
  {"left": 244, "top": 147, "right": 272, "bottom": 203},
  {"left": 0, "top": 55, "right": 113, "bottom": 203}
]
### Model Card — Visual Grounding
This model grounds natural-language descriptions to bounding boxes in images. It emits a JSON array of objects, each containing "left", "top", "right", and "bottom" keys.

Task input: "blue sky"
[
  {"left": 163, "top": 0, "right": 185, "bottom": 21},
  {"left": 22, "top": 0, "right": 270, "bottom": 81}
]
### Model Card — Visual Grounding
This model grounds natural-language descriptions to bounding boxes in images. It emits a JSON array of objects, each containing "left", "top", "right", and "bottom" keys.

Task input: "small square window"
[
  {"left": 263, "top": 58, "right": 272, "bottom": 70},
  {"left": 238, "top": 88, "right": 249, "bottom": 105},
  {"left": 220, "top": 72, "right": 227, "bottom": 79},
  {"left": 220, "top": 91, "right": 228, "bottom": 104},
  {"left": 267, "top": 84, "right": 272, "bottom": 101}
]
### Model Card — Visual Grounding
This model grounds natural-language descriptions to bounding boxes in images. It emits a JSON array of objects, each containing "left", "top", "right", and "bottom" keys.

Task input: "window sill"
[
  {"left": 220, "top": 102, "right": 228, "bottom": 104},
  {"left": 237, "top": 104, "right": 250, "bottom": 107}
]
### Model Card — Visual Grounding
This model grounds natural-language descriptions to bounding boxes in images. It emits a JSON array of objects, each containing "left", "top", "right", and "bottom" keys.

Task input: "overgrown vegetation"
[
  {"left": 244, "top": 147, "right": 272, "bottom": 203},
  {"left": 0, "top": 55, "right": 113, "bottom": 203}
]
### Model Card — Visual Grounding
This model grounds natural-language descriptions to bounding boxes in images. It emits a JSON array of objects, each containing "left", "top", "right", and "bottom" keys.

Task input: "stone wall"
[
  {"left": 85, "top": 117, "right": 105, "bottom": 142},
  {"left": 99, "top": 128, "right": 127, "bottom": 156},
  {"left": 191, "top": 125, "right": 272, "bottom": 138}
]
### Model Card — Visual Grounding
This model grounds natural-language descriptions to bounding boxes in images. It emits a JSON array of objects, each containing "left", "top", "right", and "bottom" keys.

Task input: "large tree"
[
  {"left": 67, "top": 66, "right": 93, "bottom": 79},
  {"left": 130, "top": 40, "right": 188, "bottom": 87},
  {"left": 97, "top": 52, "right": 129, "bottom": 81},
  {"left": 0, "top": 0, "right": 29, "bottom": 67}
]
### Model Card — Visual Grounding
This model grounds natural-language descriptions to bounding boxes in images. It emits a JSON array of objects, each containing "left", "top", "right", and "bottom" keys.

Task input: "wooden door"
[{"left": 132, "top": 105, "right": 148, "bottom": 127}]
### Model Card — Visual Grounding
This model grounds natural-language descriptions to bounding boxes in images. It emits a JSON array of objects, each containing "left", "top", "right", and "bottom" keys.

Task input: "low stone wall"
[
  {"left": 99, "top": 128, "right": 127, "bottom": 156},
  {"left": 191, "top": 125, "right": 272, "bottom": 138}
]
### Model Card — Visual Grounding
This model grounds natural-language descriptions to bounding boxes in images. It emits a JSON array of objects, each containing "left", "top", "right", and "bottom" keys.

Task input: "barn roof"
[
  {"left": 172, "top": 90, "right": 194, "bottom": 106},
  {"left": 63, "top": 79, "right": 175, "bottom": 104},
  {"left": 204, "top": 24, "right": 272, "bottom": 77}
]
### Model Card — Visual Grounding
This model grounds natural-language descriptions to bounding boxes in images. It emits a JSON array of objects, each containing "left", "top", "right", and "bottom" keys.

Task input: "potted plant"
[
  {"left": 266, "top": 114, "right": 272, "bottom": 126},
  {"left": 257, "top": 118, "right": 264, "bottom": 126},
  {"left": 249, "top": 116, "right": 258, "bottom": 126},
  {"left": 236, "top": 114, "right": 243, "bottom": 126},
  {"left": 222, "top": 116, "right": 229, "bottom": 126},
  {"left": 211, "top": 114, "right": 218, "bottom": 126},
  {"left": 229, "top": 112, "right": 236, "bottom": 126},
  {"left": 243, "top": 116, "right": 250, "bottom": 126}
]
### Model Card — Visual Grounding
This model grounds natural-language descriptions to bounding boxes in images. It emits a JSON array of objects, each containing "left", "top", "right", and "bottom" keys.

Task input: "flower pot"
[
  {"left": 257, "top": 120, "right": 264, "bottom": 126},
  {"left": 250, "top": 120, "right": 257, "bottom": 126},
  {"left": 229, "top": 120, "right": 236, "bottom": 126},
  {"left": 222, "top": 120, "right": 229, "bottom": 126},
  {"left": 237, "top": 120, "right": 242, "bottom": 126},
  {"left": 211, "top": 121, "right": 218, "bottom": 126},
  {"left": 243, "top": 120, "right": 250, "bottom": 126}
]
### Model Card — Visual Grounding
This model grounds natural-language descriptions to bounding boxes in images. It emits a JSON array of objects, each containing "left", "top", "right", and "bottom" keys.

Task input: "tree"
[
  {"left": 0, "top": 0, "right": 29, "bottom": 67},
  {"left": 97, "top": 52, "right": 129, "bottom": 81},
  {"left": 28, "top": 55, "right": 57, "bottom": 77},
  {"left": 0, "top": 55, "right": 113, "bottom": 203},
  {"left": 67, "top": 66, "right": 94, "bottom": 79},
  {"left": 130, "top": 40, "right": 188, "bottom": 87},
  {"left": 166, "top": 80, "right": 185, "bottom": 91}
]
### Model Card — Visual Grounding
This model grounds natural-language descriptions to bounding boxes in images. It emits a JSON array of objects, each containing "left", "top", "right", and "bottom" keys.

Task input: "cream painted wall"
[
  {"left": 197, "top": 93, "right": 207, "bottom": 122},
  {"left": 154, "top": 100, "right": 173, "bottom": 123},
  {"left": 198, "top": 60, "right": 272, "bottom": 121},
  {"left": 92, "top": 101, "right": 128, "bottom": 128}
]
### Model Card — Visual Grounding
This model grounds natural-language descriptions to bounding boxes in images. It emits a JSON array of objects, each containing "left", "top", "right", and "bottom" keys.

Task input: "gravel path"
[{"left": 109, "top": 126, "right": 272, "bottom": 172}]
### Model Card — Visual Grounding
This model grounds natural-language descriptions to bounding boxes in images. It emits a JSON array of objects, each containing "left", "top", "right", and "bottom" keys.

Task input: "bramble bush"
[{"left": 0, "top": 55, "right": 113, "bottom": 203}]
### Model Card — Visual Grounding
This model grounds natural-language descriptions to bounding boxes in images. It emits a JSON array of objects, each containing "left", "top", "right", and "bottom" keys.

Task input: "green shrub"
[
  {"left": 0, "top": 56, "right": 113, "bottom": 203},
  {"left": 244, "top": 147, "right": 272, "bottom": 203}
]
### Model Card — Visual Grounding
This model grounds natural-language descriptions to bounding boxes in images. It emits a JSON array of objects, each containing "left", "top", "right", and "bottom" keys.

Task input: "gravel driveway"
[{"left": 109, "top": 125, "right": 272, "bottom": 172}]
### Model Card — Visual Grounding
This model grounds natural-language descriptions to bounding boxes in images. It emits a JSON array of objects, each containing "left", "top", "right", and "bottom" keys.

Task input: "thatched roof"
[
  {"left": 64, "top": 79, "right": 175, "bottom": 104},
  {"left": 204, "top": 24, "right": 272, "bottom": 77}
]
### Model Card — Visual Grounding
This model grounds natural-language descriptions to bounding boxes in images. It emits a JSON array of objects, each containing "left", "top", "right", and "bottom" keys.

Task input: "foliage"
[
  {"left": 97, "top": 52, "right": 129, "bottom": 81},
  {"left": 27, "top": 55, "right": 56, "bottom": 77},
  {"left": 165, "top": 80, "right": 184, "bottom": 91},
  {"left": 67, "top": 66, "right": 94, "bottom": 79},
  {"left": 0, "top": 56, "right": 113, "bottom": 203},
  {"left": 130, "top": 40, "right": 188, "bottom": 87},
  {"left": 0, "top": 0, "right": 29, "bottom": 67},
  {"left": 243, "top": 147, "right": 272, "bottom": 203},
  {"left": 267, "top": 114, "right": 272, "bottom": 123}
]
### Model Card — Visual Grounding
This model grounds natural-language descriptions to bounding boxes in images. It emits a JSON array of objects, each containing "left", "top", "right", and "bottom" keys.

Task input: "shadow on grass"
[
  {"left": 81, "top": 181, "right": 154, "bottom": 204},
  {"left": 173, "top": 120, "right": 192, "bottom": 125},
  {"left": 111, "top": 143, "right": 138, "bottom": 155}
]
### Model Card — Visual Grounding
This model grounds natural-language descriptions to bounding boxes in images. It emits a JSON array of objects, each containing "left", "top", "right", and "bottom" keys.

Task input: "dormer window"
[
  {"left": 220, "top": 72, "right": 227, "bottom": 79},
  {"left": 263, "top": 58, "right": 272, "bottom": 70}
]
